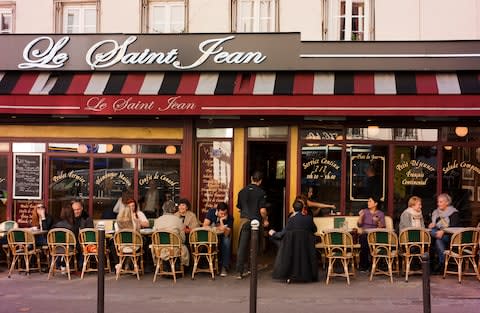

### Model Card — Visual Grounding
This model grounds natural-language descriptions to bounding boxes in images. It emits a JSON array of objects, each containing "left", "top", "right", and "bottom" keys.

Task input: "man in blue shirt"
[{"left": 203, "top": 202, "right": 233, "bottom": 277}]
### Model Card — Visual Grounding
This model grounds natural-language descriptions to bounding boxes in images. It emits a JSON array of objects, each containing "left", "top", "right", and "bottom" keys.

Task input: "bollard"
[
  {"left": 249, "top": 219, "right": 260, "bottom": 313},
  {"left": 421, "top": 253, "right": 431, "bottom": 313},
  {"left": 97, "top": 222, "right": 105, "bottom": 313}
]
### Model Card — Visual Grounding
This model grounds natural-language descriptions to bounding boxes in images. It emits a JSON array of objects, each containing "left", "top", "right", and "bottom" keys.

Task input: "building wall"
[
  {"left": 376, "top": 0, "right": 480, "bottom": 40},
  {"left": 189, "top": 0, "right": 231, "bottom": 32},
  {"left": 10, "top": 0, "right": 480, "bottom": 39},
  {"left": 101, "top": 0, "right": 141, "bottom": 33},
  {"left": 280, "top": 0, "right": 323, "bottom": 41},
  {"left": 15, "top": 0, "right": 53, "bottom": 33}
]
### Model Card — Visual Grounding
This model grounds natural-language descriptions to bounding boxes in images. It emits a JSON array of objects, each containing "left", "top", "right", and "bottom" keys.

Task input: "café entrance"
[{"left": 247, "top": 141, "right": 287, "bottom": 231}]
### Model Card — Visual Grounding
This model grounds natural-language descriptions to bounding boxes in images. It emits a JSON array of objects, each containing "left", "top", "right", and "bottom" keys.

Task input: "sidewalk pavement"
[{"left": 0, "top": 266, "right": 479, "bottom": 313}]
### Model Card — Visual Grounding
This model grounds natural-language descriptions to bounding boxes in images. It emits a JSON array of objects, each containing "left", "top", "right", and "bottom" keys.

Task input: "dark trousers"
[
  {"left": 235, "top": 219, "right": 263, "bottom": 274},
  {"left": 359, "top": 233, "right": 370, "bottom": 269}
]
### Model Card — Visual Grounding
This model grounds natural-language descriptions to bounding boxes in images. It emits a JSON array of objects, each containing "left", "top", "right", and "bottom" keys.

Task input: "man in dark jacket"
[
  {"left": 71, "top": 200, "right": 94, "bottom": 269},
  {"left": 235, "top": 171, "right": 268, "bottom": 279}
]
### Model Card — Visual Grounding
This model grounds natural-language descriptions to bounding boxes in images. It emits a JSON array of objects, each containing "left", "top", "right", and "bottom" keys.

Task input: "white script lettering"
[{"left": 18, "top": 36, "right": 70, "bottom": 69}]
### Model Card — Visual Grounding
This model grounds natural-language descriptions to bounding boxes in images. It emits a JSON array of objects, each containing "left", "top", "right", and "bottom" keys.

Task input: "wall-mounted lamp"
[
  {"left": 106, "top": 144, "right": 114, "bottom": 152},
  {"left": 444, "top": 145, "right": 453, "bottom": 151},
  {"left": 121, "top": 144, "right": 132, "bottom": 154},
  {"left": 367, "top": 125, "right": 380, "bottom": 137},
  {"left": 165, "top": 145, "right": 177, "bottom": 155},
  {"left": 455, "top": 126, "right": 468, "bottom": 137},
  {"left": 77, "top": 144, "right": 88, "bottom": 153}
]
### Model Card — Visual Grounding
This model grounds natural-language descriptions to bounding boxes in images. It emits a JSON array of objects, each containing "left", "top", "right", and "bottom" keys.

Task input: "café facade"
[{"left": 0, "top": 33, "right": 480, "bottom": 232}]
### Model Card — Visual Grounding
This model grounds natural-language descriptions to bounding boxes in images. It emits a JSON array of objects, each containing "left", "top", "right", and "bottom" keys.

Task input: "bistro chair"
[
  {"left": 443, "top": 228, "right": 479, "bottom": 283},
  {"left": 367, "top": 229, "right": 399, "bottom": 283},
  {"left": 189, "top": 227, "right": 218, "bottom": 279},
  {"left": 323, "top": 229, "right": 356, "bottom": 285},
  {"left": 113, "top": 229, "right": 144, "bottom": 280},
  {"left": 47, "top": 228, "right": 77, "bottom": 280},
  {"left": 0, "top": 220, "right": 19, "bottom": 268},
  {"left": 399, "top": 228, "right": 431, "bottom": 282},
  {"left": 78, "top": 228, "right": 111, "bottom": 279},
  {"left": 7, "top": 229, "right": 41, "bottom": 277},
  {"left": 151, "top": 231, "right": 184, "bottom": 283},
  {"left": 314, "top": 232, "right": 327, "bottom": 269}
]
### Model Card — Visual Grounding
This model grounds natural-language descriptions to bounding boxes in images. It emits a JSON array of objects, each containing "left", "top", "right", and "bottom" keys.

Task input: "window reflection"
[
  {"left": 48, "top": 156, "right": 90, "bottom": 219},
  {"left": 301, "top": 145, "right": 341, "bottom": 216}
]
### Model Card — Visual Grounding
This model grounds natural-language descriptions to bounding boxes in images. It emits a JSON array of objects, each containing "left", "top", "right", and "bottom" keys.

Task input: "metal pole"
[
  {"left": 97, "top": 222, "right": 105, "bottom": 313},
  {"left": 249, "top": 219, "right": 260, "bottom": 313},
  {"left": 421, "top": 252, "right": 431, "bottom": 313}
]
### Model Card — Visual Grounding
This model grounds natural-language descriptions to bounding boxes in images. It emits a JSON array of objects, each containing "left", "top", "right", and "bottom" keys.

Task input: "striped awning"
[{"left": 0, "top": 71, "right": 479, "bottom": 116}]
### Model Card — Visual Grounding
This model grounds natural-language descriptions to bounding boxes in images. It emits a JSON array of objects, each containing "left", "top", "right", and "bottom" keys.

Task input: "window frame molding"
[
  {"left": 0, "top": 1, "right": 15, "bottom": 33},
  {"left": 54, "top": 0, "right": 100, "bottom": 33},
  {"left": 322, "top": 0, "right": 374, "bottom": 41},
  {"left": 141, "top": 0, "right": 188, "bottom": 33},
  {"left": 231, "top": 0, "right": 279, "bottom": 33}
]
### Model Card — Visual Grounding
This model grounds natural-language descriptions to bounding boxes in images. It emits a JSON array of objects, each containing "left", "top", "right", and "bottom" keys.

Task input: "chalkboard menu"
[
  {"left": 14, "top": 200, "right": 41, "bottom": 227},
  {"left": 13, "top": 153, "right": 42, "bottom": 199},
  {"left": 197, "top": 142, "right": 231, "bottom": 221}
]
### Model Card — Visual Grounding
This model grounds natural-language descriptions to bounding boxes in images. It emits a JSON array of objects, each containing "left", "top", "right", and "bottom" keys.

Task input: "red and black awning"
[{"left": 0, "top": 71, "right": 479, "bottom": 116}]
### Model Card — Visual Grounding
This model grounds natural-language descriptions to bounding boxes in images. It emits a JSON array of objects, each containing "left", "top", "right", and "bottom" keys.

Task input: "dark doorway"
[{"left": 247, "top": 141, "right": 287, "bottom": 232}]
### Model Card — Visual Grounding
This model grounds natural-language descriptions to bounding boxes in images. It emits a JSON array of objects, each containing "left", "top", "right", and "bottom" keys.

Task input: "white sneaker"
[
  {"left": 115, "top": 264, "right": 121, "bottom": 274},
  {"left": 60, "top": 266, "right": 66, "bottom": 275},
  {"left": 220, "top": 267, "right": 227, "bottom": 277}
]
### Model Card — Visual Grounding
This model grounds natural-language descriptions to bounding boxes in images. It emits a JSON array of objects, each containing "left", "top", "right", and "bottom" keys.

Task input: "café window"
[
  {"left": 0, "top": 155, "right": 7, "bottom": 221},
  {"left": 393, "top": 146, "right": 437, "bottom": 227},
  {"left": 301, "top": 144, "right": 341, "bottom": 216},
  {"left": 48, "top": 156, "right": 90, "bottom": 219},
  {"left": 138, "top": 158, "right": 180, "bottom": 218},
  {"left": 323, "top": 0, "right": 373, "bottom": 40},
  {"left": 346, "top": 144, "right": 388, "bottom": 215},
  {"left": 0, "top": 7, "right": 13, "bottom": 33},
  {"left": 442, "top": 146, "right": 480, "bottom": 226},
  {"left": 144, "top": 0, "right": 186, "bottom": 33},
  {"left": 55, "top": 1, "right": 97, "bottom": 33},
  {"left": 234, "top": 0, "right": 277, "bottom": 32}
]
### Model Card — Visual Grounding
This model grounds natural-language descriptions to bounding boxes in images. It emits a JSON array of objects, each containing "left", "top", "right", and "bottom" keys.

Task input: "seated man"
[
  {"left": 203, "top": 202, "right": 233, "bottom": 277},
  {"left": 153, "top": 200, "right": 189, "bottom": 267}
]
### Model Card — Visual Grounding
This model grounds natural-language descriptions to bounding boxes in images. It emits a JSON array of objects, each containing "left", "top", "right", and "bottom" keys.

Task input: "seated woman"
[
  {"left": 357, "top": 196, "right": 385, "bottom": 272},
  {"left": 399, "top": 196, "right": 425, "bottom": 232},
  {"left": 116, "top": 200, "right": 141, "bottom": 231},
  {"left": 30, "top": 203, "right": 54, "bottom": 246},
  {"left": 174, "top": 198, "right": 200, "bottom": 236},
  {"left": 272, "top": 200, "right": 318, "bottom": 283}
]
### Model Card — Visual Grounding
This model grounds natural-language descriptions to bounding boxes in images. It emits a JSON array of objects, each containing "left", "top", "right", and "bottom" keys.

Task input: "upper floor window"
[
  {"left": 144, "top": 0, "right": 186, "bottom": 33},
  {"left": 235, "top": 0, "right": 277, "bottom": 32},
  {"left": 55, "top": 1, "right": 98, "bottom": 33},
  {"left": 0, "top": 7, "right": 13, "bottom": 33},
  {"left": 324, "top": 0, "right": 373, "bottom": 40}
]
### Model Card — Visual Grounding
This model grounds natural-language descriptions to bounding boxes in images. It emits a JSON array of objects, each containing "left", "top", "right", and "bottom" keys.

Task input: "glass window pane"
[
  {"left": 93, "top": 158, "right": 135, "bottom": 219},
  {"left": 0, "top": 156, "right": 7, "bottom": 221},
  {"left": 48, "top": 156, "right": 90, "bottom": 219},
  {"left": 12, "top": 143, "right": 46, "bottom": 153},
  {"left": 138, "top": 158, "right": 180, "bottom": 218},
  {"left": 346, "top": 127, "right": 393, "bottom": 140},
  {"left": 444, "top": 127, "right": 480, "bottom": 142},
  {"left": 301, "top": 145, "right": 341, "bottom": 216},
  {"left": 248, "top": 127, "right": 288, "bottom": 139},
  {"left": 393, "top": 128, "right": 438, "bottom": 141},
  {"left": 84, "top": 8, "right": 96, "bottom": 32},
  {"left": 171, "top": 5, "right": 184, "bottom": 33},
  {"left": 442, "top": 146, "right": 480, "bottom": 226},
  {"left": 0, "top": 143, "right": 9, "bottom": 152},
  {"left": 197, "top": 141, "right": 232, "bottom": 221},
  {"left": 1, "top": 12, "right": 12, "bottom": 33},
  {"left": 151, "top": 5, "right": 167, "bottom": 33},
  {"left": 138, "top": 144, "right": 181, "bottom": 154},
  {"left": 393, "top": 146, "right": 437, "bottom": 227},
  {"left": 196, "top": 128, "right": 233, "bottom": 138},
  {"left": 346, "top": 144, "right": 388, "bottom": 215}
]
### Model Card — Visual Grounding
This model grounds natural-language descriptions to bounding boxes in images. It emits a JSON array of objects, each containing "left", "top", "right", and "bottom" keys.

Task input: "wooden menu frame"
[{"left": 13, "top": 153, "right": 42, "bottom": 199}]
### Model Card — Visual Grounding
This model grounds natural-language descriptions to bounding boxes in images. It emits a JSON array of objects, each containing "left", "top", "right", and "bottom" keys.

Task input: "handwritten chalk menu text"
[
  {"left": 197, "top": 142, "right": 231, "bottom": 221},
  {"left": 14, "top": 153, "right": 42, "bottom": 199},
  {"left": 14, "top": 200, "right": 41, "bottom": 227}
]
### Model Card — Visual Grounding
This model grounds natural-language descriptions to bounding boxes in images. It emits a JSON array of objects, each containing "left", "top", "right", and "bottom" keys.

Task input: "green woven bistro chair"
[
  {"left": 47, "top": 228, "right": 77, "bottom": 280},
  {"left": 323, "top": 229, "right": 355, "bottom": 285},
  {"left": 367, "top": 229, "right": 399, "bottom": 283},
  {"left": 399, "top": 228, "right": 430, "bottom": 282},
  {"left": 7, "top": 228, "right": 41, "bottom": 277},
  {"left": 189, "top": 227, "right": 218, "bottom": 279},
  {"left": 151, "top": 230, "right": 184, "bottom": 282},
  {"left": 1, "top": 220, "right": 19, "bottom": 268},
  {"left": 443, "top": 228, "right": 480, "bottom": 283},
  {"left": 78, "top": 228, "right": 111, "bottom": 279},
  {"left": 113, "top": 229, "right": 144, "bottom": 280}
]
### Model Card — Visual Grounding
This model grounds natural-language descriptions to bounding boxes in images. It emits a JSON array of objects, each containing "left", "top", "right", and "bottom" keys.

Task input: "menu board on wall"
[
  {"left": 13, "top": 153, "right": 42, "bottom": 199},
  {"left": 14, "top": 200, "right": 41, "bottom": 227},
  {"left": 197, "top": 142, "right": 231, "bottom": 221}
]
